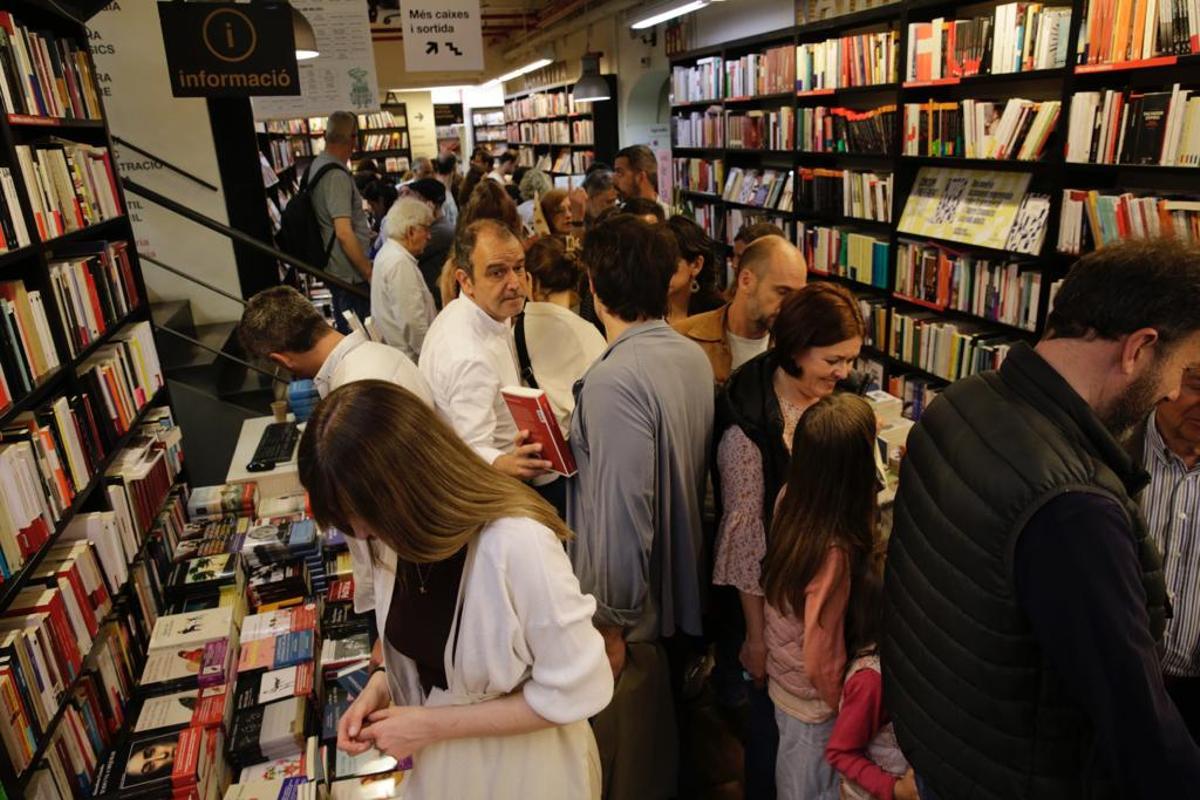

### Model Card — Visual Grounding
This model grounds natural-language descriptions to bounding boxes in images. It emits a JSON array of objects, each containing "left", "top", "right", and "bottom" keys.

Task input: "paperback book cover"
[
  {"left": 238, "top": 736, "right": 320, "bottom": 783},
  {"left": 320, "top": 633, "right": 371, "bottom": 673},
  {"left": 241, "top": 604, "right": 318, "bottom": 643},
  {"left": 329, "top": 772, "right": 407, "bottom": 800},
  {"left": 134, "top": 685, "right": 230, "bottom": 734},
  {"left": 224, "top": 777, "right": 316, "bottom": 800},
  {"left": 148, "top": 607, "right": 234, "bottom": 651},
  {"left": 237, "top": 630, "right": 316, "bottom": 674},
  {"left": 234, "top": 663, "right": 315, "bottom": 710},
  {"left": 229, "top": 695, "right": 308, "bottom": 766},
  {"left": 92, "top": 726, "right": 217, "bottom": 799},
  {"left": 500, "top": 387, "right": 577, "bottom": 476}
]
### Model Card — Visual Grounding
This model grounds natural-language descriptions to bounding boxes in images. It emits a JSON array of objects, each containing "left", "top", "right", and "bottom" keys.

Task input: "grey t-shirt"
[{"left": 308, "top": 153, "right": 371, "bottom": 284}]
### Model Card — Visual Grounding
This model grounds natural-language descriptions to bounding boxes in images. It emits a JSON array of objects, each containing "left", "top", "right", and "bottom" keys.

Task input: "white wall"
[
  {"left": 691, "top": 0, "right": 795, "bottom": 47},
  {"left": 88, "top": 4, "right": 244, "bottom": 325}
]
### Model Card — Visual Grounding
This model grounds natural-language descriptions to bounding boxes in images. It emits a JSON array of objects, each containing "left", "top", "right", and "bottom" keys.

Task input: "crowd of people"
[{"left": 238, "top": 112, "right": 1200, "bottom": 799}]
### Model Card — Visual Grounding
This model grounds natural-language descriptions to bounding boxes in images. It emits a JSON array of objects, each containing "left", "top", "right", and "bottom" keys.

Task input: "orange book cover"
[
  {"left": 1112, "top": 0, "right": 1133, "bottom": 63},
  {"left": 501, "top": 387, "right": 577, "bottom": 477},
  {"left": 1131, "top": 0, "right": 1149, "bottom": 62}
]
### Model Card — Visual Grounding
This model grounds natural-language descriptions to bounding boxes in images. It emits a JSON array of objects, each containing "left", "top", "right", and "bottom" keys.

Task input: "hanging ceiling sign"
[
  {"left": 402, "top": 0, "right": 485, "bottom": 72},
  {"left": 157, "top": 2, "right": 300, "bottom": 97}
]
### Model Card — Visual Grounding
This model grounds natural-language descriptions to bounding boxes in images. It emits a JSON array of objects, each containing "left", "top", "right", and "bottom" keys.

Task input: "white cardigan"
[{"left": 372, "top": 517, "right": 613, "bottom": 797}]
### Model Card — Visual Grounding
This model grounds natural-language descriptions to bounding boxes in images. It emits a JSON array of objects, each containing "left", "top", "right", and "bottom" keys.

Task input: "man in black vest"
[{"left": 883, "top": 239, "right": 1200, "bottom": 799}]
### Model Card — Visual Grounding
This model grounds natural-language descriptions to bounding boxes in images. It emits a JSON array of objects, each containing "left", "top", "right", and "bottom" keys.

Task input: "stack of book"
[
  {"left": 92, "top": 725, "right": 226, "bottom": 800},
  {"left": 1077, "top": 0, "right": 1194, "bottom": 64},
  {"left": 15, "top": 140, "right": 122, "bottom": 240},
  {"left": 0, "top": 12, "right": 103, "bottom": 119},
  {"left": 358, "top": 132, "right": 407, "bottom": 152},
  {"left": 722, "top": 167, "right": 794, "bottom": 211},
  {"left": 796, "top": 31, "right": 898, "bottom": 92},
  {"left": 0, "top": 277, "right": 61, "bottom": 397},
  {"left": 798, "top": 221, "right": 891, "bottom": 287},
  {"left": 671, "top": 56, "right": 724, "bottom": 104},
  {"left": 857, "top": 296, "right": 891, "bottom": 349},
  {"left": 1057, "top": 188, "right": 1200, "bottom": 253},
  {"left": 240, "top": 519, "right": 327, "bottom": 597},
  {"left": 0, "top": 167, "right": 31, "bottom": 251},
  {"left": 886, "top": 373, "right": 944, "bottom": 421},
  {"left": 906, "top": 5, "right": 1072, "bottom": 81},
  {"left": 798, "top": 105, "right": 897, "bottom": 153},
  {"left": 895, "top": 239, "right": 1044, "bottom": 330},
  {"left": 139, "top": 606, "right": 239, "bottom": 696},
  {"left": 189, "top": 484, "right": 259, "bottom": 522},
  {"left": 1066, "top": 85, "right": 1200, "bottom": 165},
  {"left": 889, "top": 307, "right": 1019, "bottom": 381},
  {"left": 245, "top": 559, "right": 312, "bottom": 612},
  {"left": 672, "top": 106, "right": 724, "bottom": 147},
  {"left": 796, "top": 168, "right": 893, "bottom": 221},
  {"left": 673, "top": 158, "right": 725, "bottom": 195},
  {"left": 902, "top": 98, "right": 1060, "bottom": 158},
  {"left": 725, "top": 209, "right": 794, "bottom": 245},
  {"left": 356, "top": 111, "right": 403, "bottom": 130},
  {"left": 725, "top": 107, "right": 795, "bottom": 149},
  {"left": 48, "top": 241, "right": 141, "bottom": 358},
  {"left": 724, "top": 44, "right": 795, "bottom": 98},
  {"left": 572, "top": 118, "right": 594, "bottom": 143}
]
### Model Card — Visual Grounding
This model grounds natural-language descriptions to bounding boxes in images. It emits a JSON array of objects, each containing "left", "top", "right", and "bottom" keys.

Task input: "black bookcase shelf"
[
  {"left": 0, "top": 3, "right": 175, "bottom": 794},
  {"left": 670, "top": 0, "right": 1200, "bottom": 399},
  {"left": 503, "top": 74, "right": 619, "bottom": 177}
]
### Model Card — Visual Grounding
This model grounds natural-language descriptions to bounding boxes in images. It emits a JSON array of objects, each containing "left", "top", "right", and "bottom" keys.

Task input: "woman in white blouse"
[{"left": 297, "top": 380, "right": 613, "bottom": 798}]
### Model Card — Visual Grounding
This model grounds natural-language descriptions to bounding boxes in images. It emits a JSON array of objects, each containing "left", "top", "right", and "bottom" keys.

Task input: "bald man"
[{"left": 672, "top": 235, "right": 807, "bottom": 385}]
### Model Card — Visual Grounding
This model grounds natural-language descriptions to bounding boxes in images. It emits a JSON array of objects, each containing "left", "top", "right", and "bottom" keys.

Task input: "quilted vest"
[{"left": 881, "top": 343, "right": 1167, "bottom": 800}]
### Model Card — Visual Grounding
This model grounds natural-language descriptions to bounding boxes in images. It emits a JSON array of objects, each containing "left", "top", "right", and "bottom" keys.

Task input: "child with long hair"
[
  {"left": 824, "top": 568, "right": 918, "bottom": 800},
  {"left": 761, "top": 392, "right": 879, "bottom": 799}
]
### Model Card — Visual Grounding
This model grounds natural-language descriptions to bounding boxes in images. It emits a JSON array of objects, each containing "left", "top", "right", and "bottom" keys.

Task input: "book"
[
  {"left": 229, "top": 695, "right": 308, "bottom": 767},
  {"left": 225, "top": 778, "right": 319, "bottom": 800},
  {"left": 233, "top": 663, "right": 314, "bottom": 710},
  {"left": 319, "top": 632, "right": 371, "bottom": 673},
  {"left": 148, "top": 607, "right": 236, "bottom": 651},
  {"left": 500, "top": 387, "right": 577, "bottom": 477},
  {"left": 241, "top": 604, "right": 319, "bottom": 643},
  {"left": 237, "top": 630, "right": 316, "bottom": 674},
  {"left": 329, "top": 771, "right": 407, "bottom": 800},
  {"left": 188, "top": 483, "right": 259, "bottom": 521},
  {"left": 796, "top": 31, "right": 898, "bottom": 92},
  {"left": 92, "top": 726, "right": 223, "bottom": 800},
  {"left": 237, "top": 735, "right": 320, "bottom": 783},
  {"left": 134, "top": 684, "right": 231, "bottom": 734},
  {"left": 0, "top": 13, "right": 103, "bottom": 119}
]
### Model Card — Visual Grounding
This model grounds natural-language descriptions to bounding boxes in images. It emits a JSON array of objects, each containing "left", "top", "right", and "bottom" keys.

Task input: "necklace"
[{"left": 413, "top": 562, "right": 432, "bottom": 595}]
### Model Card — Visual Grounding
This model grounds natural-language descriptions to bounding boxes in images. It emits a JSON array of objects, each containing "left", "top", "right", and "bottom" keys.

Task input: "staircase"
[{"left": 152, "top": 299, "right": 280, "bottom": 484}]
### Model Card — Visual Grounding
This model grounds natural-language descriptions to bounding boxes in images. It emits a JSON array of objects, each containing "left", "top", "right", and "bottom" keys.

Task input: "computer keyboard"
[{"left": 247, "top": 422, "right": 300, "bottom": 472}]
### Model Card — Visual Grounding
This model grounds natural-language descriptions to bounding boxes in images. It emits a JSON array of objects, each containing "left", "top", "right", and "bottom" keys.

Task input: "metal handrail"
[
  {"left": 155, "top": 325, "right": 289, "bottom": 385},
  {"left": 140, "top": 254, "right": 247, "bottom": 307},
  {"left": 122, "top": 177, "right": 370, "bottom": 298},
  {"left": 112, "top": 137, "right": 221, "bottom": 192}
]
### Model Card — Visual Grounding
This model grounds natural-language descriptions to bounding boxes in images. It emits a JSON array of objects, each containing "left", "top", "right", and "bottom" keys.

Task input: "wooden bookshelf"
[
  {"left": 502, "top": 75, "right": 619, "bottom": 179},
  {"left": 0, "top": 2, "right": 180, "bottom": 793},
  {"left": 669, "top": 0, "right": 1200, "bottom": 410}
]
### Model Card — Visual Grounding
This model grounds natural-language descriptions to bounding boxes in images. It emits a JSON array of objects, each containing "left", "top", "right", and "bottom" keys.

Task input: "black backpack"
[{"left": 276, "top": 161, "right": 349, "bottom": 272}]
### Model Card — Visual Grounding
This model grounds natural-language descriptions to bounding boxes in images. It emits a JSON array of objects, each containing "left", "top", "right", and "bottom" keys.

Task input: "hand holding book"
[{"left": 338, "top": 668, "right": 391, "bottom": 757}]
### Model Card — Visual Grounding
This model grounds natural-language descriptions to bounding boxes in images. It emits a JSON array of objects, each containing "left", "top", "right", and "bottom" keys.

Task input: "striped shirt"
[{"left": 1142, "top": 412, "right": 1200, "bottom": 677}]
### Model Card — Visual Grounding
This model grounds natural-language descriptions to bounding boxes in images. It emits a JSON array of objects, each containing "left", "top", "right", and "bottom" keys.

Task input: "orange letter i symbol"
[{"left": 225, "top": 23, "right": 235, "bottom": 49}]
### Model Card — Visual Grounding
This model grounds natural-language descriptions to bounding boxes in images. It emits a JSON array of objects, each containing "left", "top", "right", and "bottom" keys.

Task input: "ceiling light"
[
  {"left": 573, "top": 53, "right": 610, "bottom": 102},
  {"left": 292, "top": 5, "right": 319, "bottom": 60},
  {"left": 485, "top": 57, "right": 554, "bottom": 86},
  {"left": 630, "top": 0, "right": 709, "bottom": 30}
]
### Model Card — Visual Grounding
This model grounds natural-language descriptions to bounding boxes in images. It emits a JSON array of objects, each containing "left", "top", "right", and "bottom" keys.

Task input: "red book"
[
  {"left": 7, "top": 587, "right": 82, "bottom": 681},
  {"left": 501, "top": 387, "right": 577, "bottom": 477}
]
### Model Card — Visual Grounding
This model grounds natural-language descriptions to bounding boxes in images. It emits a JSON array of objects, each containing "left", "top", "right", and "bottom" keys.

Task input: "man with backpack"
[{"left": 297, "top": 111, "right": 373, "bottom": 333}]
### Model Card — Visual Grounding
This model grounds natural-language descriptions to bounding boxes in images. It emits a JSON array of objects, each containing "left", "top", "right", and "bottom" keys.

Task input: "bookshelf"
[
  {"left": 472, "top": 106, "right": 508, "bottom": 156},
  {"left": 356, "top": 93, "right": 412, "bottom": 177},
  {"left": 0, "top": 3, "right": 181, "bottom": 792},
  {"left": 502, "top": 75, "right": 619, "bottom": 184},
  {"left": 669, "top": 0, "right": 1200, "bottom": 417}
]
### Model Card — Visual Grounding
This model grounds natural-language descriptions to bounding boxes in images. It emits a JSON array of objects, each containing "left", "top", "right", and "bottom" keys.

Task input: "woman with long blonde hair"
[{"left": 300, "top": 380, "right": 612, "bottom": 798}]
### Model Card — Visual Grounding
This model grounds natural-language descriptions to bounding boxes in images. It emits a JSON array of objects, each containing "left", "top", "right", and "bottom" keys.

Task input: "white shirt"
[
  {"left": 727, "top": 329, "right": 770, "bottom": 371},
  {"left": 313, "top": 330, "right": 434, "bottom": 616},
  {"left": 419, "top": 295, "right": 521, "bottom": 465},
  {"left": 487, "top": 170, "right": 507, "bottom": 185},
  {"left": 377, "top": 517, "right": 612, "bottom": 797},
  {"left": 370, "top": 239, "right": 436, "bottom": 360},
  {"left": 520, "top": 302, "right": 606, "bottom": 436}
]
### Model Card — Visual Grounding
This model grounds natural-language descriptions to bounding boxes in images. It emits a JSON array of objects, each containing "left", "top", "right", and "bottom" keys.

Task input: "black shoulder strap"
[
  {"left": 301, "top": 161, "right": 348, "bottom": 194},
  {"left": 514, "top": 311, "right": 539, "bottom": 390}
]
